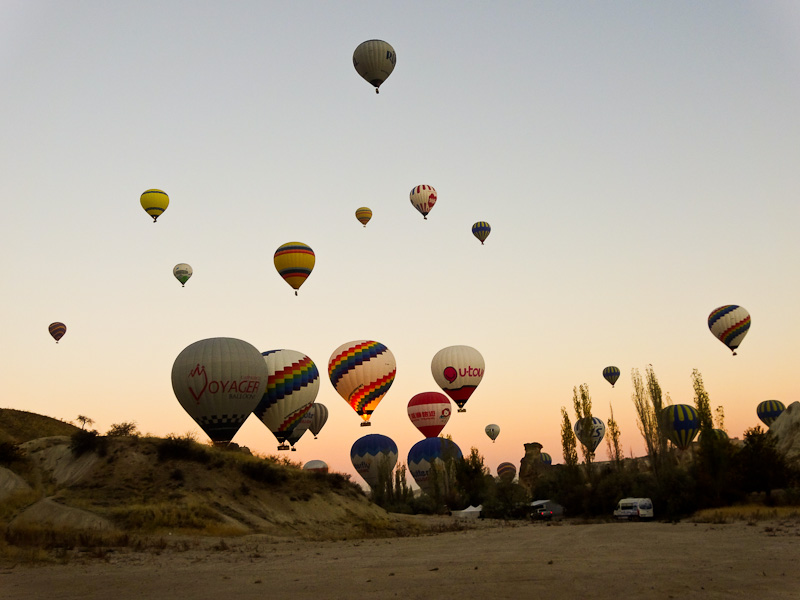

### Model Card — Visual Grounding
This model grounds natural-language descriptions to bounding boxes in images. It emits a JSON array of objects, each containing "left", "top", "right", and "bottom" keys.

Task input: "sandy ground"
[{"left": 2, "top": 519, "right": 799, "bottom": 600}]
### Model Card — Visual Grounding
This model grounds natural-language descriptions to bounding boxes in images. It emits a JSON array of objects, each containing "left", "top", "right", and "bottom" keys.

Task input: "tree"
[
  {"left": 605, "top": 402, "right": 624, "bottom": 467},
  {"left": 691, "top": 369, "right": 714, "bottom": 432},
  {"left": 560, "top": 406, "right": 578, "bottom": 468},
  {"left": 454, "top": 447, "right": 490, "bottom": 508},
  {"left": 107, "top": 422, "right": 140, "bottom": 437},
  {"left": 572, "top": 384, "right": 595, "bottom": 468},
  {"left": 631, "top": 366, "right": 668, "bottom": 476},
  {"left": 76, "top": 415, "right": 94, "bottom": 430},
  {"left": 734, "top": 426, "right": 792, "bottom": 500}
]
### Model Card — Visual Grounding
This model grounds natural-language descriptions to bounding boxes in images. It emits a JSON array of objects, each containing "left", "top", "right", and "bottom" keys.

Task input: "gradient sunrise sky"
[{"left": 2, "top": 1, "right": 798, "bottom": 486}]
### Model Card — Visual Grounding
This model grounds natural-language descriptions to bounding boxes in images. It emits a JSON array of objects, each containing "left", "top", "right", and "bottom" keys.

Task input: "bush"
[
  {"left": 239, "top": 459, "right": 287, "bottom": 484},
  {"left": 70, "top": 429, "right": 107, "bottom": 457},
  {"left": 106, "top": 422, "right": 140, "bottom": 437},
  {"left": 0, "top": 442, "right": 24, "bottom": 466},
  {"left": 156, "top": 435, "right": 210, "bottom": 464}
]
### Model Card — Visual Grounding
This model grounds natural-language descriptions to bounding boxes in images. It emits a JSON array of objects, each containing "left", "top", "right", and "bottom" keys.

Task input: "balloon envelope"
[
  {"left": 757, "top": 400, "right": 785, "bottom": 427},
  {"left": 497, "top": 462, "right": 516, "bottom": 481},
  {"left": 603, "top": 366, "right": 620, "bottom": 388},
  {"left": 309, "top": 402, "right": 329, "bottom": 438},
  {"left": 708, "top": 305, "right": 750, "bottom": 355},
  {"left": 661, "top": 404, "right": 700, "bottom": 450},
  {"left": 353, "top": 39, "right": 396, "bottom": 93},
  {"left": 48, "top": 322, "right": 66, "bottom": 343},
  {"left": 171, "top": 337, "right": 268, "bottom": 444},
  {"left": 329, "top": 340, "right": 396, "bottom": 425},
  {"left": 485, "top": 424, "right": 500, "bottom": 442},
  {"left": 408, "top": 438, "right": 463, "bottom": 497},
  {"left": 173, "top": 263, "right": 192, "bottom": 287},
  {"left": 573, "top": 417, "right": 606, "bottom": 452},
  {"left": 410, "top": 185, "right": 437, "bottom": 219},
  {"left": 274, "top": 242, "right": 315, "bottom": 294},
  {"left": 472, "top": 221, "right": 491, "bottom": 245},
  {"left": 255, "top": 349, "right": 320, "bottom": 447},
  {"left": 351, "top": 434, "right": 398, "bottom": 490},
  {"left": 285, "top": 409, "right": 313, "bottom": 449},
  {"left": 140, "top": 189, "right": 168, "bottom": 222},
  {"left": 540, "top": 452, "right": 552, "bottom": 466},
  {"left": 407, "top": 392, "right": 452, "bottom": 438},
  {"left": 303, "top": 460, "right": 329, "bottom": 473},
  {"left": 431, "top": 345, "right": 485, "bottom": 411},
  {"left": 355, "top": 207, "right": 372, "bottom": 227}
]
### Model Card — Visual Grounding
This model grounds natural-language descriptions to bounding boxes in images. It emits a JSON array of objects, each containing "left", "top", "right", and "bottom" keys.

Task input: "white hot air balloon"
[
  {"left": 329, "top": 340, "right": 396, "bottom": 426},
  {"left": 353, "top": 39, "right": 396, "bottom": 93},
  {"left": 431, "top": 345, "right": 485, "bottom": 412},
  {"left": 173, "top": 263, "right": 193, "bottom": 287},
  {"left": 410, "top": 184, "right": 437, "bottom": 220},
  {"left": 708, "top": 305, "right": 751, "bottom": 355},
  {"left": 171, "top": 338, "right": 268, "bottom": 444},
  {"left": 485, "top": 424, "right": 500, "bottom": 443}
]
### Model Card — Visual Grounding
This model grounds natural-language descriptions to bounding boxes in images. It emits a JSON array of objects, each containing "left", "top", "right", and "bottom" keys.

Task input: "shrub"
[
  {"left": 106, "top": 422, "right": 140, "bottom": 437},
  {"left": 70, "top": 429, "right": 107, "bottom": 457},
  {"left": 0, "top": 442, "right": 24, "bottom": 466},
  {"left": 156, "top": 435, "right": 210, "bottom": 464},
  {"left": 239, "top": 460, "right": 287, "bottom": 484}
]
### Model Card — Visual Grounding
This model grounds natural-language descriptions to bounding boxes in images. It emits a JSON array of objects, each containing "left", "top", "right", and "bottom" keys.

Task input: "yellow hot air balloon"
[
  {"left": 140, "top": 189, "right": 169, "bottom": 223},
  {"left": 353, "top": 40, "right": 396, "bottom": 94},
  {"left": 274, "top": 242, "right": 315, "bottom": 295},
  {"left": 355, "top": 207, "right": 372, "bottom": 227}
]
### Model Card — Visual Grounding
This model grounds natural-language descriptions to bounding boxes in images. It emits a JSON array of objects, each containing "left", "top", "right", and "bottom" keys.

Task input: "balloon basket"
[
  {"left": 360, "top": 422, "right": 371, "bottom": 427},
  {"left": 278, "top": 444, "right": 289, "bottom": 451},
  {"left": 458, "top": 408, "right": 466, "bottom": 413},
  {"left": 291, "top": 447, "right": 297, "bottom": 452}
]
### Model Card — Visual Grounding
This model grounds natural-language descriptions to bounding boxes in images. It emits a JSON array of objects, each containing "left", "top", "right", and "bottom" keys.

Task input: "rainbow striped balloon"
[
  {"left": 708, "top": 305, "right": 750, "bottom": 355},
  {"left": 757, "top": 400, "right": 785, "bottom": 427},
  {"left": 329, "top": 340, "right": 396, "bottom": 425},
  {"left": 471, "top": 221, "right": 491, "bottom": 245},
  {"left": 274, "top": 242, "right": 315, "bottom": 295},
  {"left": 661, "top": 404, "right": 700, "bottom": 450}
]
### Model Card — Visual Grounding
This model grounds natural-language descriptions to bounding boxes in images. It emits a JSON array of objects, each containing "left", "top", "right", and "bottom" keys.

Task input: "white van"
[{"left": 613, "top": 497, "right": 654, "bottom": 520}]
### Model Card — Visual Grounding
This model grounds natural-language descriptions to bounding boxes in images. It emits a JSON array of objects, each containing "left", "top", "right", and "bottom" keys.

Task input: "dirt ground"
[{"left": 2, "top": 518, "right": 799, "bottom": 600}]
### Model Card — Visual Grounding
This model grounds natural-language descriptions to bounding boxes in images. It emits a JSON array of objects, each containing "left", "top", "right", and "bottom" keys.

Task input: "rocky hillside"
[{"left": 0, "top": 409, "right": 80, "bottom": 444}]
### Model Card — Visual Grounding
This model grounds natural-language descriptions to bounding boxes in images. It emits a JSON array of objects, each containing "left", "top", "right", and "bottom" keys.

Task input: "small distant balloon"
[
  {"left": 573, "top": 417, "right": 606, "bottom": 452},
  {"left": 472, "top": 222, "right": 491, "bottom": 245},
  {"left": 540, "top": 452, "right": 552, "bottom": 466},
  {"left": 303, "top": 460, "right": 329, "bottom": 473},
  {"left": 497, "top": 462, "right": 516, "bottom": 482},
  {"left": 274, "top": 242, "right": 315, "bottom": 295},
  {"left": 708, "top": 305, "right": 750, "bottom": 355},
  {"left": 140, "top": 189, "right": 169, "bottom": 223},
  {"left": 485, "top": 424, "right": 500, "bottom": 442},
  {"left": 48, "top": 322, "right": 66, "bottom": 343},
  {"left": 603, "top": 366, "right": 620, "bottom": 388},
  {"left": 410, "top": 185, "right": 437, "bottom": 220},
  {"left": 309, "top": 403, "right": 329, "bottom": 439},
  {"left": 355, "top": 207, "right": 372, "bottom": 227},
  {"left": 353, "top": 40, "right": 396, "bottom": 93},
  {"left": 757, "top": 400, "right": 785, "bottom": 427},
  {"left": 173, "top": 263, "right": 192, "bottom": 287}
]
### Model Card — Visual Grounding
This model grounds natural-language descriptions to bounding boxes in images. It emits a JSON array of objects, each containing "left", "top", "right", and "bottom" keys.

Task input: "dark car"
[{"left": 532, "top": 507, "right": 554, "bottom": 521}]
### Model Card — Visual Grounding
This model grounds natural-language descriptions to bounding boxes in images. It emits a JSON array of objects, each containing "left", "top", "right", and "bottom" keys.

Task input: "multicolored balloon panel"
[
  {"left": 430, "top": 345, "right": 485, "bottom": 412},
  {"left": 355, "top": 207, "right": 372, "bottom": 227},
  {"left": 603, "top": 366, "right": 620, "bottom": 388},
  {"left": 352, "top": 39, "right": 396, "bottom": 93},
  {"left": 757, "top": 400, "right": 786, "bottom": 427},
  {"left": 708, "top": 305, "right": 751, "bottom": 355},
  {"left": 48, "top": 322, "right": 66, "bottom": 343},
  {"left": 573, "top": 416, "right": 606, "bottom": 452},
  {"left": 351, "top": 434, "right": 398, "bottom": 490},
  {"left": 274, "top": 242, "right": 315, "bottom": 295},
  {"left": 407, "top": 392, "right": 452, "bottom": 438},
  {"left": 410, "top": 184, "right": 437, "bottom": 220},
  {"left": 471, "top": 221, "right": 491, "bottom": 245},
  {"left": 329, "top": 340, "right": 396, "bottom": 424},
  {"left": 140, "top": 189, "right": 169, "bottom": 222},
  {"left": 661, "top": 404, "right": 700, "bottom": 450}
]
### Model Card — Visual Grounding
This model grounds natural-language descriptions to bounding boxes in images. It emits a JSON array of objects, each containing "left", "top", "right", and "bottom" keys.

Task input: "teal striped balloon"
[{"left": 661, "top": 404, "right": 700, "bottom": 450}]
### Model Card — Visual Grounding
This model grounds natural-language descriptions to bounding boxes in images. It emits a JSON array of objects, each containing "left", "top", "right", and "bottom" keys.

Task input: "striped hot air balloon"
[
  {"left": 140, "top": 189, "right": 169, "bottom": 223},
  {"left": 497, "top": 462, "right": 516, "bottom": 481},
  {"left": 757, "top": 400, "right": 786, "bottom": 427},
  {"left": 708, "top": 305, "right": 750, "bottom": 355},
  {"left": 309, "top": 403, "right": 329, "bottom": 438},
  {"left": 355, "top": 207, "right": 372, "bottom": 227},
  {"left": 329, "top": 340, "right": 396, "bottom": 426},
  {"left": 410, "top": 185, "right": 437, "bottom": 220},
  {"left": 407, "top": 392, "right": 452, "bottom": 438},
  {"left": 661, "top": 404, "right": 700, "bottom": 450},
  {"left": 472, "top": 221, "right": 491, "bottom": 245},
  {"left": 48, "top": 322, "right": 67, "bottom": 343},
  {"left": 603, "top": 366, "right": 621, "bottom": 388},
  {"left": 274, "top": 242, "right": 315, "bottom": 295},
  {"left": 540, "top": 452, "right": 552, "bottom": 466},
  {"left": 353, "top": 40, "right": 396, "bottom": 94},
  {"left": 574, "top": 417, "right": 606, "bottom": 452}
]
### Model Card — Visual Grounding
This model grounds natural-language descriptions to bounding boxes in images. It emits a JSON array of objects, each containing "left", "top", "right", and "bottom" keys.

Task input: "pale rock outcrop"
[{"left": 769, "top": 401, "right": 800, "bottom": 465}]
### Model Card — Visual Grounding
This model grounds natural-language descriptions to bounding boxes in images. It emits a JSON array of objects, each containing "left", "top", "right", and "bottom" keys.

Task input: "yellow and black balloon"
[
  {"left": 274, "top": 242, "right": 315, "bottom": 295},
  {"left": 140, "top": 189, "right": 169, "bottom": 223}
]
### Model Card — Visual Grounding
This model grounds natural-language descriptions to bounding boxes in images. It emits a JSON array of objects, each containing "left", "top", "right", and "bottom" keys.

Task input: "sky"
[{"left": 2, "top": 1, "right": 799, "bottom": 488}]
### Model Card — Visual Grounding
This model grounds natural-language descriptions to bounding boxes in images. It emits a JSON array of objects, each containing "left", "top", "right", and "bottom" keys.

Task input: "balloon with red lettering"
[
  {"left": 353, "top": 40, "right": 396, "bottom": 94},
  {"left": 285, "top": 409, "right": 314, "bottom": 451},
  {"left": 708, "top": 305, "right": 751, "bottom": 355},
  {"left": 660, "top": 404, "right": 700, "bottom": 450},
  {"left": 410, "top": 185, "right": 437, "bottom": 220},
  {"left": 255, "top": 349, "right": 320, "bottom": 450},
  {"left": 173, "top": 263, "right": 192, "bottom": 287},
  {"left": 472, "top": 222, "right": 491, "bottom": 245},
  {"left": 171, "top": 337, "right": 268, "bottom": 444},
  {"left": 485, "top": 424, "right": 500, "bottom": 442},
  {"left": 431, "top": 345, "right": 485, "bottom": 412},
  {"left": 351, "top": 434, "right": 398, "bottom": 490},
  {"left": 355, "top": 207, "right": 372, "bottom": 227},
  {"left": 309, "top": 402, "right": 329, "bottom": 439},
  {"left": 603, "top": 366, "right": 620, "bottom": 388},
  {"left": 140, "top": 189, "right": 169, "bottom": 223},
  {"left": 48, "top": 322, "right": 66, "bottom": 343},
  {"left": 757, "top": 400, "right": 785, "bottom": 427},
  {"left": 407, "top": 437, "right": 463, "bottom": 497},
  {"left": 303, "top": 460, "right": 329, "bottom": 473},
  {"left": 573, "top": 417, "right": 606, "bottom": 452},
  {"left": 497, "top": 462, "right": 516, "bottom": 481},
  {"left": 274, "top": 242, "right": 315, "bottom": 296},
  {"left": 407, "top": 392, "right": 452, "bottom": 438},
  {"left": 328, "top": 340, "right": 396, "bottom": 426}
]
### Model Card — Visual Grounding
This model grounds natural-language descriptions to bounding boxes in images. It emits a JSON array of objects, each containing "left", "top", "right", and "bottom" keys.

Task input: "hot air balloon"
[
  {"left": 472, "top": 222, "right": 491, "bottom": 245},
  {"left": 309, "top": 402, "right": 329, "bottom": 439},
  {"left": 285, "top": 409, "right": 313, "bottom": 451},
  {"left": 351, "top": 434, "right": 398, "bottom": 490},
  {"left": 48, "top": 322, "right": 66, "bottom": 343},
  {"left": 540, "top": 452, "right": 552, "bottom": 466},
  {"left": 255, "top": 349, "right": 320, "bottom": 450},
  {"left": 661, "top": 404, "right": 700, "bottom": 450},
  {"left": 355, "top": 207, "right": 372, "bottom": 227},
  {"left": 410, "top": 185, "right": 437, "bottom": 220},
  {"left": 173, "top": 263, "right": 192, "bottom": 287},
  {"left": 757, "top": 400, "right": 786, "bottom": 427},
  {"left": 274, "top": 242, "right": 315, "bottom": 295},
  {"left": 352, "top": 39, "right": 396, "bottom": 93},
  {"left": 497, "top": 462, "right": 516, "bottom": 482},
  {"left": 140, "top": 189, "right": 168, "bottom": 223},
  {"left": 303, "top": 460, "right": 329, "bottom": 473},
  {"left": 603, "top": 366, "right": 620, "bottom": 388},
  {"left": 329, "top": 340, "right": 396, "bottom": 426},
  {"left": 171, "top": 337, "right": 268, "bottom": 444},
  {"left": 573, "top": 417, "right": 606, "bottom": 452},
  {"left": 708, "top": 305, "right": 750, "bottom": 355},
  {"left": 407, "top": 437, "right": 463, "bottom": 497},
  {"left": 485, "top": 424, "right": 500, "bottom": 442},
  {"left": 699, "top": 428, "right": 729, "bottom": 443},
  {"left": 431, "top": 345, "right": 485, "bottom": 412},
  {"left": 407, "top": 392, "right": 452, "bottom": 438}
]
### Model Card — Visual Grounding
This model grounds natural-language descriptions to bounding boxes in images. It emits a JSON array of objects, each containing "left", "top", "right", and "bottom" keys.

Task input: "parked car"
[
  {"left": 529, "top": 499, "right": 564, "bottom": 521},
  {"left": 613, "top": 497, "right": 654, "bottom": 520}
]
